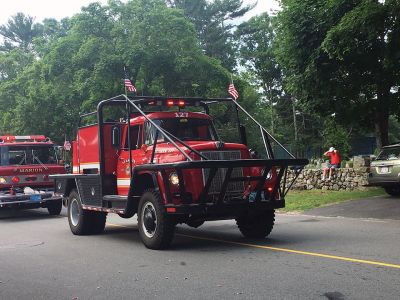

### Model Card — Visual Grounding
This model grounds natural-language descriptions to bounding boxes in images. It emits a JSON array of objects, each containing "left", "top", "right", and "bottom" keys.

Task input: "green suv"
[{"left": 368, "top": 144, "right": 400, "bottom": 196}]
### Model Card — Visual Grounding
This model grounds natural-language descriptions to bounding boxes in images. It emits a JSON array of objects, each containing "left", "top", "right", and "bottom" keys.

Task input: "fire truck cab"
[
  {"left": 0, "top": 135, "right": 65, "bottom": 215},
  {"left": 52, "top": 95, "right": 308, "bottom": 249}
]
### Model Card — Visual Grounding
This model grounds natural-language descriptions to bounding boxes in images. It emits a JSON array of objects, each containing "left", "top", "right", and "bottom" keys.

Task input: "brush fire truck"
[
  {"left": 51, "top": 95, "right": 308, "bottom": 249},
  {"left": 0, "top": 135, "right": 65, "bottom": 215}
]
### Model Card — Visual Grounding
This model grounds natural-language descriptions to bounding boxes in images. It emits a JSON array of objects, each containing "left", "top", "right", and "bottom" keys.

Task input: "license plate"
[
  {"left": 30, "top": 194, "right": 42, "bottom": 202},
  {"left": 380, "top": 167, "right": 389, "bottom": 173}
]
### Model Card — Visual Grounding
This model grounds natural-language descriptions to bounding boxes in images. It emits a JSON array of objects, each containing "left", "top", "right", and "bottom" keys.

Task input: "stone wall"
[{"left": 287, "top": 168, "right": 369, "bottom": 191}]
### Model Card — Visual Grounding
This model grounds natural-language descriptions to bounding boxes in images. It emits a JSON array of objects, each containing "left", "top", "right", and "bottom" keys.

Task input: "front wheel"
[
  {"left": 384, "top": 186, "right": 400, "bottom": 197},
  {"left": 47, "top": 200, "right": 62, "bottom": 215},
  {"left": 236, "top": 209, "right": 275, "bottom": 239},
  {"left": 68, "top": 190, "right": 107, "bottom": 235},
  {"left": 138, "top": 189, "right": 175, "bottom": 249}
]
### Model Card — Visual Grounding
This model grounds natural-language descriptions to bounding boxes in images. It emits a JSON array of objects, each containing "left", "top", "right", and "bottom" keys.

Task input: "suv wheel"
[
  {"left": 138, "top": 189, "right": 175, "bottom": 249},
  {"left": 384, "top": 186, "right": 400, "bottom": 197}
]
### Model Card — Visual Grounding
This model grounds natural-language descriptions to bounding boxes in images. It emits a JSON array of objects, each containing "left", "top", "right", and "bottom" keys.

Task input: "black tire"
[
  {"left": 67, "top": 190, "right": 107, "bottom": 235},
  {"left": 384, "top": 186, "right": 400, "bottom": 197},
  {"left": 47, "top": 200, "right": 62, "bottom": 215},
  {"left": 186, "top": 220, "right": 205, "bottom": 228},
  {"left": 236, "top": 209, "right": 275, "bottom": 239},
  {"left": 138, "top": 189, "right": 175, "bottom": 249}
]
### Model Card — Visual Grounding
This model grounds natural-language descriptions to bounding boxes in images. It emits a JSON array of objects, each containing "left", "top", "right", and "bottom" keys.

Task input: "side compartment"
[{"left": 53, "top": 174, "right": 102, "bottom": 208}]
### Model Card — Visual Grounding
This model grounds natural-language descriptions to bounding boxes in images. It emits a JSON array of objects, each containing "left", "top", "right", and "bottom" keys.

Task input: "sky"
[{"left": 0, "top": 0, "right": 280, "bottom": 26}]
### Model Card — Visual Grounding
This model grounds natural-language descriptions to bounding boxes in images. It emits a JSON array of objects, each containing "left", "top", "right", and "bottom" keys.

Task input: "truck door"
[{"left": 117, "top": 125, "right": 145, "bottom": 195}]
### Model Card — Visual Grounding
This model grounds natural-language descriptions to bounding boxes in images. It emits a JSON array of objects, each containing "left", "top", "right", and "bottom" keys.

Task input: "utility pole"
[{"left": 292, "top": 97, "right": 298, "bottom": 156}]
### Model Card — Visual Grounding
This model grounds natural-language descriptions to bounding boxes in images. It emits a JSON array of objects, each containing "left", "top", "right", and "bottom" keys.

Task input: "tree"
[
  {"left": 166, "top": 0, "right": 255, "bottom": 70},
  {"left": 0, "top": 13, "right": 42, "bottom": 52},
  {"left": 275, "top": 0, "right": 400, "bottom": 149},
  {"left": 0, "top": 0, "right": 234, "bottom": 142}
]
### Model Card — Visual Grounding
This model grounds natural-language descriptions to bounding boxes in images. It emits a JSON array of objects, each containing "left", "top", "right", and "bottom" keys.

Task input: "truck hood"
[{"left": 148, "top": 141, "right": 250, "bottom": 163}]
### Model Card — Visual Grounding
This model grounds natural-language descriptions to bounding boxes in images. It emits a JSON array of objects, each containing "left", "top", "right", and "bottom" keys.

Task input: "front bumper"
[
  {"left": 0, "top": 191, "right": 62, "bottom": 208},
  {"left": 367, "top": 174, "right": 400, "bottom": 187}
]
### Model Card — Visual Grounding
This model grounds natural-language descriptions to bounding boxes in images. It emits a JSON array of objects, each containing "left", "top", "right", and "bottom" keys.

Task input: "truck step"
[{"left": 103, "top": 195, "right": 128, "bottom": 202}]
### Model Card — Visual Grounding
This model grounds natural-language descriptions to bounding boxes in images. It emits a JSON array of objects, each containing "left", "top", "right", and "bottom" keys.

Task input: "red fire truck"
[
  {"left": 0, "top": 135, "right": 65, "bottom": 215},
  {"left": 51, "top": 95, "right": 307, "bottom": 249}
]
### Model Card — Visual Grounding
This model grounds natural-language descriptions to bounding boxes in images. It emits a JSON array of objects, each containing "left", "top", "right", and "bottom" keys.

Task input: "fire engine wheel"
[
  {"left": 47, "top": 200, "right": 62, "bottom": 215},
  {"left": 236, "top": 209, "right": 275, "bottom": 239},
  {"left": 138, "top": 189, "right": 175, "bottom": 250},
  {"left": 68, "top": 190, "right": 107, "bottom": 235}
]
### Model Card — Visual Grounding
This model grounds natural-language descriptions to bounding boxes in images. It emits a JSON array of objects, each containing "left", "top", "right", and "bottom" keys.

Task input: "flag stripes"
[
  {"left": 228, "top": 83, "right": 239, "bottom": 100},
  {"left": 124, "top": 78, "right": 136, "bottom": 93}
]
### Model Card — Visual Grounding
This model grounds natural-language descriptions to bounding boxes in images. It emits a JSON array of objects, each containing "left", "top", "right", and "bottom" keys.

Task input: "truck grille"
[{"left": 200, "top": 150, "right": 244, "bottom": 194}]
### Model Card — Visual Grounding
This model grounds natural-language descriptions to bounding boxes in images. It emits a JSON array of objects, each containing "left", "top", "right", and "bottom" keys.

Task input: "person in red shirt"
[{"left": 322, "top": 147, "right": 341, "bottom": 180}]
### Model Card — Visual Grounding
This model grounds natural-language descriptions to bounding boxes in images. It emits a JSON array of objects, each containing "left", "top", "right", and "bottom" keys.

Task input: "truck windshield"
[
  {"left": 0, "top": 145, "right": 58, "bottom": 166},
  {"left": 144, "top": 118, "right": 218, "bottom": 145},
  {"left": 376, "top": 147, "right": 400, "bottom": 161}
]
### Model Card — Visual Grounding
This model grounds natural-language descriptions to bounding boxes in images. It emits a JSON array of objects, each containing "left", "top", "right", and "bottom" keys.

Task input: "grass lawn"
[{"left": 280, "top": 187, "right": 386, "bottom": 212}]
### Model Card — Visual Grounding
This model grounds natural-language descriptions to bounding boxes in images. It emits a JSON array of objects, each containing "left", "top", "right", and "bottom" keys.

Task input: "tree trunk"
[{"left": 374, "top": 86, "right": 390, "bottom": 149}]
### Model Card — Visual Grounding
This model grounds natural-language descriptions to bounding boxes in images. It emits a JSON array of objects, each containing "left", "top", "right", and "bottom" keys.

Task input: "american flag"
[
  {"left": 228, "top": 83, "right": 239, "bottom": 100},
  {"left": 63, "top": 140, "right": 71, "bottom": 151},
  {"left": 124, "top": 78, "right": 136, "bottom": 93}
]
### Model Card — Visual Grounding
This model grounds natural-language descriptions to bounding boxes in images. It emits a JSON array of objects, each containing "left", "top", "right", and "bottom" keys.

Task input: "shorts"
[{"left": 327, "top": 163, "right": 340, "bottom": 168}]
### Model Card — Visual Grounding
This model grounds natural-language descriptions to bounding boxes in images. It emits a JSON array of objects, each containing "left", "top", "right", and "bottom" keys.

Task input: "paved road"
[
  {"left": 306, "top": 194, "right": 400, "bottom": 220},
  {"left": 0, "top": 199, "right": 399, "bottom": 300}
]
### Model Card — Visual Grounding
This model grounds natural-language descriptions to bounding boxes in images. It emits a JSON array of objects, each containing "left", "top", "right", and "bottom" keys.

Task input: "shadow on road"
[
  {"left": 0, "top": 208, "right": 66, "bottom": 222},
  {"left": 97, "top": 222, "right": 323, "bottom": 251}
]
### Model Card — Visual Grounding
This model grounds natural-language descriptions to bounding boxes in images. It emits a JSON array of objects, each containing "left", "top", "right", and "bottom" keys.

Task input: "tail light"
[{"left": 12, "top": 176, "right": 20, "bottom": 183}]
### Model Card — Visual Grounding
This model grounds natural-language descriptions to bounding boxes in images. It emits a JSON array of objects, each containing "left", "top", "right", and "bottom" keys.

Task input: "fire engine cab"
[
  {"left": 0, "top": 135, "right": 65, "bottom": 215},
  {"left": 51, "top": 95, "right": 308, "bottom": 249}
]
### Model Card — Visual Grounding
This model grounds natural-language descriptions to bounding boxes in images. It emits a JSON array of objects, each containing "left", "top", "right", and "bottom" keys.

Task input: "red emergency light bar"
[
  {"left": 144, "top": 98, "right": 195, "bottom": 108},
  {"left": 0, "top": 135, "right": 48, "bottom": 143}
]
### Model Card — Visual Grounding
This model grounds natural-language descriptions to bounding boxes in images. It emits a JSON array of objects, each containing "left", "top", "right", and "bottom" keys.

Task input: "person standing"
[{"left": 322, "top": 147, "right": 341, "bottom": 180}]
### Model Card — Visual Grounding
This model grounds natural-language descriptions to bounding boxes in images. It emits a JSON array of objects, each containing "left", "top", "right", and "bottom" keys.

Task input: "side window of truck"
[{"left": 125, "top": 125, "right": 142, "bottom": 149}]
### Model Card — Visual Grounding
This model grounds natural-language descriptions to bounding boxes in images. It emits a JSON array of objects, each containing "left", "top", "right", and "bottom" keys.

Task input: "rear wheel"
[
  {"left": 138, "top": 189, "right": 175, "bottom": 249},
  {"left": 68, "top": 190, "right": 107, "bottom": 235},
  {"left": 236, "top": 209, "right": 275, "bottom": 239},
  {"left": 47, "top": 200, "right": 62, "bottom": 215},
  {"left": 384, "top": 186, "right": 400, "bottom": 197}
]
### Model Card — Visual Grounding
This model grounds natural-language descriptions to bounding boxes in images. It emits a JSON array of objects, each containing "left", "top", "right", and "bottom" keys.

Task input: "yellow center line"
[{"left": 107, "top": 222, "right": 400, "bottom": 270}]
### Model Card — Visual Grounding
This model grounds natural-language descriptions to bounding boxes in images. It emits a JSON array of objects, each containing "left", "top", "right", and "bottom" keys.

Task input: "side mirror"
[
  {"left": 239, "top": 124, "right": 247, "bottom": 145},
  {"left": 111, "top": 125, "right": 121, "bottom": 148}
]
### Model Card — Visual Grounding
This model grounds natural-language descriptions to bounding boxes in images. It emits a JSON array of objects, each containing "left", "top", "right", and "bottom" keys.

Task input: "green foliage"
[
  {"left": 0, "top": 0, "right": 236, "bottom": 144},
  {"left": 275, "top": 0, "right": 400, "bottom": 149},
  {"left": 322, "top": 118, "right": 351, "bottom": 160}
]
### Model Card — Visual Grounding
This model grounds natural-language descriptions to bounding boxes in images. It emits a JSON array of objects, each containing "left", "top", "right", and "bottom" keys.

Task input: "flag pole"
[
  {"left": 124, "top": 66, "right": 128, "bottom": 97},
  {"left": 230, "top": 75, "right": 242, "bottom": 142}
]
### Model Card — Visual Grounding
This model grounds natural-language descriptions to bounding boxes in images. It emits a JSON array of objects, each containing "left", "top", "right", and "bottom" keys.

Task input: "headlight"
[
  {"left": 0, "top": 177, "right": 6, "bottom": 184},
  {"left": 169, "top": 172, "right": 179, "bottom": 185}
]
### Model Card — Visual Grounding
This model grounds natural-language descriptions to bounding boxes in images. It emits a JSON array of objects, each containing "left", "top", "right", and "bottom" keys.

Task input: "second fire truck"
[{"left": 0, "top": 135, "right": 65, "bottom": 215}]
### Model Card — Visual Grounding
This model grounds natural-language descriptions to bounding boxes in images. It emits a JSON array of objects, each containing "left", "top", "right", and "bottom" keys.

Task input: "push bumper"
[
  {"left": 164, "top": 199, "right": 285, "bottom": 216},
  {"left": 0, "top": 191, "right": 62, "bottom": 208}
]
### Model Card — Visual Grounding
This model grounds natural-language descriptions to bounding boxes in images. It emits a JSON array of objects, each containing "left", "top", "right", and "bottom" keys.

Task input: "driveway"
[{"left": 305, "top": 194, "right": 400, "bottom": 220}]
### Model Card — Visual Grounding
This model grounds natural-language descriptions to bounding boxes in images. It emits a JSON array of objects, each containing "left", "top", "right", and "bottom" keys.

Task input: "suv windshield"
[
  {"left": 144, "top": 118, "right": 218, "bottom": 145},
  {"left": 0, "top": 145, "right": 58, "bottom": 166},
  {"left": 376, "top": 147, "right": 400, "bottom": 161}
]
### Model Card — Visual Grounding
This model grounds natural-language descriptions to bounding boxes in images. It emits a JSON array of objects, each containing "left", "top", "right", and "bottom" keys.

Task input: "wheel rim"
[
  {"left": 70, "top": 198, "right": 80, "bottom": 227},
  {"left": 141, "top": 201, "right": 157, "bottom": 238}
]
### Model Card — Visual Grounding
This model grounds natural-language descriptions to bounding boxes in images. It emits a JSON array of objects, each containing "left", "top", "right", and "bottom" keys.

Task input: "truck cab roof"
[{"left": 129, "top": 111, "right": 210, "bottom": 125}]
